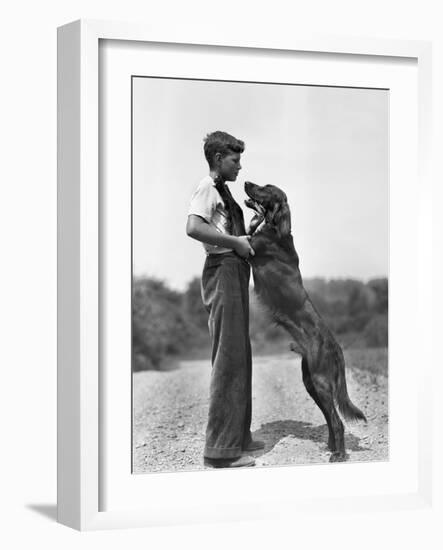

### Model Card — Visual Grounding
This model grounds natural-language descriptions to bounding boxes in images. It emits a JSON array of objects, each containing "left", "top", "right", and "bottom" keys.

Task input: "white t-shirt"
[{"left": 187, "top": 175, "right": 232, "bottom": 255}]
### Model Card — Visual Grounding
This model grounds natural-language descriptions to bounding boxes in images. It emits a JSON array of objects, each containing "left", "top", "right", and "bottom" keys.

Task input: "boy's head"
[{"left": 203, "top": 131, "right": 245, "bottom": 182}]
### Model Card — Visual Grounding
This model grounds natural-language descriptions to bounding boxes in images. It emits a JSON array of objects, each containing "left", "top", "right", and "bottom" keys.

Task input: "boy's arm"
[{"left": 186, "top": 215, "right": 254, "bottom": 258}]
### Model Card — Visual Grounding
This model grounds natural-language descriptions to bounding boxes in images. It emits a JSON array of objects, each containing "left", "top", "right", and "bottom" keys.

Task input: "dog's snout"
[{"left": 244, "top": 181, "right": 257, "bottom": 196}]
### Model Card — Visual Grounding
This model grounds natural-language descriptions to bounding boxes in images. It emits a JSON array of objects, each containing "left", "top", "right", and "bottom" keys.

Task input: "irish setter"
[{"left": 244, "top": 181, "right": 366, "bottom": 462}]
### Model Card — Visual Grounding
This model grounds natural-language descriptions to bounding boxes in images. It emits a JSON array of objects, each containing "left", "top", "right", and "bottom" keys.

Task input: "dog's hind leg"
[
  {"left": 301, "top": 357, "right": 336, "bottom": 452},
  {"left": 310, "top": 371, "right": 348, "bottom": 462}
]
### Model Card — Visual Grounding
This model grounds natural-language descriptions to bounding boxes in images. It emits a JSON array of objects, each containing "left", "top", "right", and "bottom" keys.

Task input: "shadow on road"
[{"left": 252, "top": 419, "right": 369, "bottom": 454}]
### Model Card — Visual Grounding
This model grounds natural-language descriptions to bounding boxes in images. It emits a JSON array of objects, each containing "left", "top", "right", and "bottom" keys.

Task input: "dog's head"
[{"left": 244, "top": 181, "right": 291, "bottom": 237}]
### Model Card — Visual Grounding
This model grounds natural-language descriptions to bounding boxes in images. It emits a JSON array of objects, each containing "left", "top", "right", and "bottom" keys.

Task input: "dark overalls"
[{"left": 201, "top": 251, "right": 253, "bottom": 459}]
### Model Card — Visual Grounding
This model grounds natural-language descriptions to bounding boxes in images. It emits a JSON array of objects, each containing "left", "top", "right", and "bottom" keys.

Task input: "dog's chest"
[{"left": 250, "top": 257, "right": 306, "bottom": 312}]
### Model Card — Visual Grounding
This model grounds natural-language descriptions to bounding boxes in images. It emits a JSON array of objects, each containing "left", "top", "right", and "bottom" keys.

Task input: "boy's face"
[{"left": 216, "top": 152, "right": 242, "bottom": 182}]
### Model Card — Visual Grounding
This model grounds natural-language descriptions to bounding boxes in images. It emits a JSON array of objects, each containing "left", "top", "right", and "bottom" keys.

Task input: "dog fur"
[{"left": 244, "top": 181, "right": 366, "bottom": 462}]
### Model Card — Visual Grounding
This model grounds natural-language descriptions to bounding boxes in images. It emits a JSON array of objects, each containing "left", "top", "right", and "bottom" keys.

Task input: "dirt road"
[{"left": 132, "top": 348, "right": 388, "bottom": 473}]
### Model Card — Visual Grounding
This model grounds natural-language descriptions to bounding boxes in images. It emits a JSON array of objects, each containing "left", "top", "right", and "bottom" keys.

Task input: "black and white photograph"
[
  {"left": 131, "top": 76, "right": 389, "bottom": 473},
  {"left": 4, "top": 0, "right": 438, "bottom": 542}
]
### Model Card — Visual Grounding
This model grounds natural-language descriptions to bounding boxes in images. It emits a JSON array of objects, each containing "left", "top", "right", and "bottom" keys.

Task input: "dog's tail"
[{"left": 334, "top": 343, "right": 367, "bottom": 423}]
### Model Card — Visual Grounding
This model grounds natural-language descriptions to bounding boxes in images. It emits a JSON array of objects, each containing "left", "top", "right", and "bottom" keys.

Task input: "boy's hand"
[{"left": 234, "top": 235, "right": 255, "bottom": 258}]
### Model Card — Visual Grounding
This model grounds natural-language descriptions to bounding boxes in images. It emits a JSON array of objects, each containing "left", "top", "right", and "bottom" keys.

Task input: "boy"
[{"left": 186, "top": 131, "right": 265, "bottom": 468}]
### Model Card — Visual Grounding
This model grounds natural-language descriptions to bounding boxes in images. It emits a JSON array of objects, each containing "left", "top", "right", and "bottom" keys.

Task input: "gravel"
[{"left": 132, "top": 348, "right": 388, "bottom": 473}]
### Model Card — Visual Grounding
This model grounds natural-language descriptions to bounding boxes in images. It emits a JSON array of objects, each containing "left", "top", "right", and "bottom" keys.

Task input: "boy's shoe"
[
  {"left": 204, "top": 455, "right": 256, "bottom": 468},
  {"left": 242, "top": 439, "right": 266, "bottom": 452}
]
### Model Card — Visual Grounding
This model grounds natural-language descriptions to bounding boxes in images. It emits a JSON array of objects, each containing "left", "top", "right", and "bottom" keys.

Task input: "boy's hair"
[{"left": 203, "top": 131, "right": 245, "bottom": 168}]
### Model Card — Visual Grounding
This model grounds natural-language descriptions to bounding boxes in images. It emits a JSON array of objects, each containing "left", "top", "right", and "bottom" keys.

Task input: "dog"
[{"left": 244, "top": 181, "right": 366, "bottom": 462}]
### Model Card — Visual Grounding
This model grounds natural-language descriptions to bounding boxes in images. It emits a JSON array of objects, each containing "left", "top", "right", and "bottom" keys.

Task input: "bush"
[
  {"left": 132, "top": 275, "right": 389, "bottom": 371},
  {"left": 132, "top": 277, "right": 194, "bottom": 371},
  {"left": 362, "top": 314, "right": 388, "bottom": 347}
]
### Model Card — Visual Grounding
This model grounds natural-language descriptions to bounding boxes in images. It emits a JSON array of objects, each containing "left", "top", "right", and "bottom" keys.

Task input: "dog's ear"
[
  {"left": 267, "top": 202, "right": 280, "bottom": 223},
  {"left": 271, "top": 201, "right": 291, "bottom": 237}
]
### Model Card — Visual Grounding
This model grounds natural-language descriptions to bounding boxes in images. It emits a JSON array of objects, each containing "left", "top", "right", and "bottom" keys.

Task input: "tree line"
[{"left": 133, "top": 275, "right": 388, "bottom": 371}]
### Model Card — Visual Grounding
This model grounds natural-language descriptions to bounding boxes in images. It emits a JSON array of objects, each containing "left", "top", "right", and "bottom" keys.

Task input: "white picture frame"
[{"left": 57, "top": 19, "right": 433, "bottom": 531}]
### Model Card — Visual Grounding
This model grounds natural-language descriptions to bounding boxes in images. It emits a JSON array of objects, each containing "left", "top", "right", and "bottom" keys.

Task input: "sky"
[{"left": 132, "top": 77, "right": 388, "bottom": 291}]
